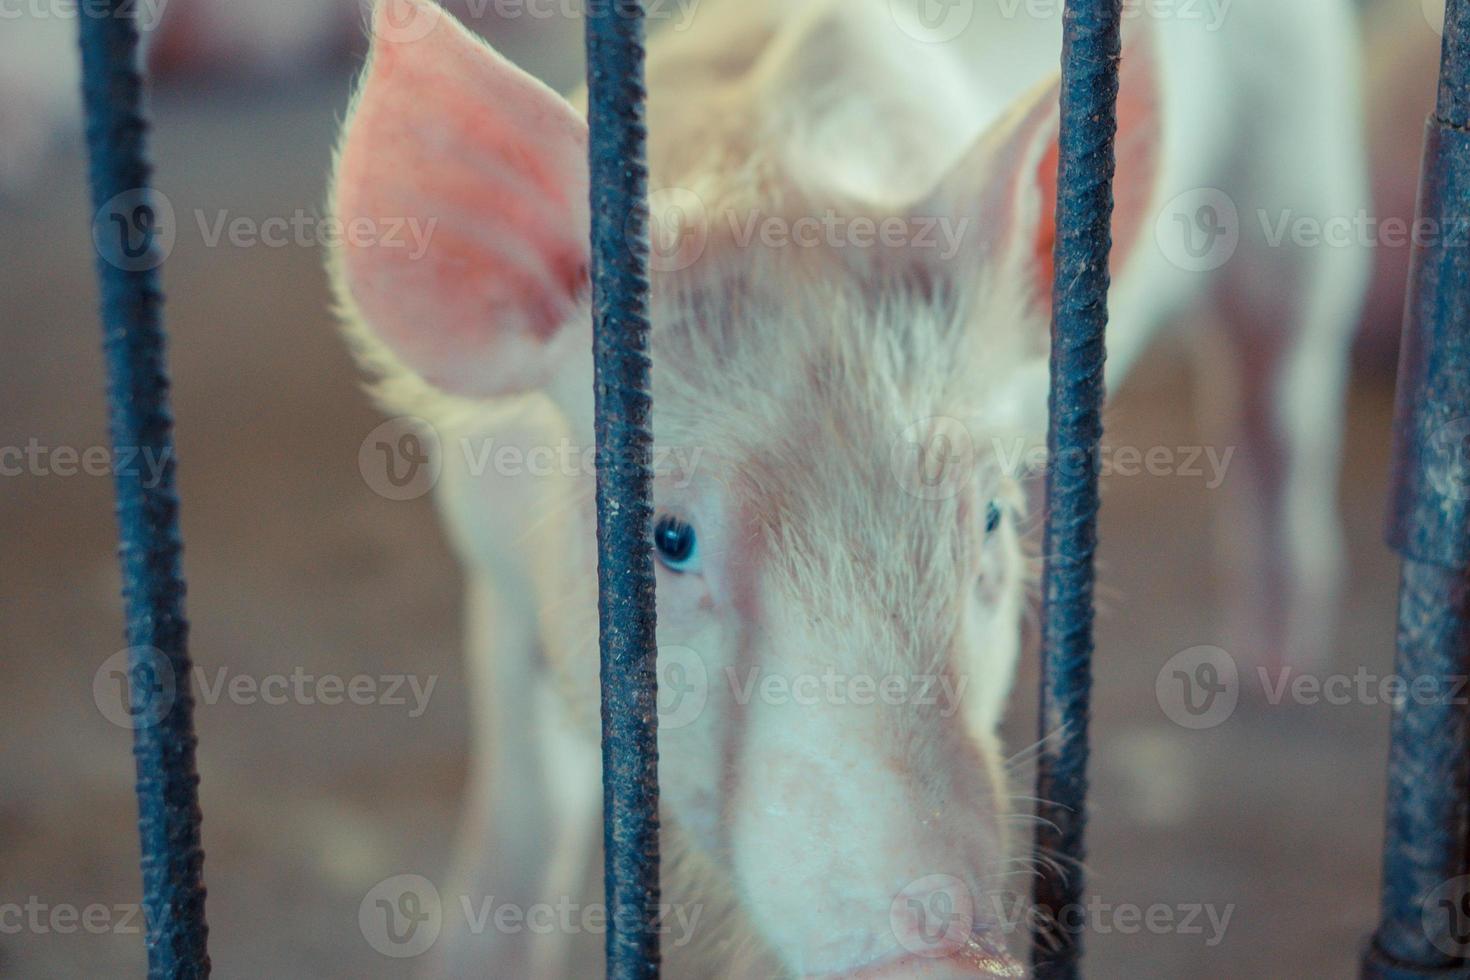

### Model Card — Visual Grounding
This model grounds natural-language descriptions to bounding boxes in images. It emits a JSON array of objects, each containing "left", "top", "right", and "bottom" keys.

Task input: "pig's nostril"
[{"left": 806, "top": 935, "right": 1026, "bottom": 979}]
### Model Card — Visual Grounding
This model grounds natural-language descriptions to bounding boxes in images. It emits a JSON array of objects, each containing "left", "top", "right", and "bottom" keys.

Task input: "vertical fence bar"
[
  {"left": 77, "top": 5, "right": 209, "bottom": 978},
  {"left": 1363, "top": 1, "right": 1470, "bottom": 977},
  {"left": 1030, "top": 1, "right": 1122, "bottom": 977},
  {"left": 586, "top": 2, "right": 661, "bottom": 977}
]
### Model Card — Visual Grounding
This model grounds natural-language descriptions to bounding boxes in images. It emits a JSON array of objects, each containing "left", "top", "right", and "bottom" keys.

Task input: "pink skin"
[{"left": 334, "top": 1, "right": 591, "bottom": 396}]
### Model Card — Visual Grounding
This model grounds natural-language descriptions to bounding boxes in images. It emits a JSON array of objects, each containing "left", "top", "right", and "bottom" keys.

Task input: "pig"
[
  {"left": 0, "top": 0, "right": 356, "bottom": 196},
  {"left": 0, "top": 9, "right": 88, "bottom": 193},
  {"left": 0, "top": 0, "right": 592, "bottom": 196},
  {"left": 1356, "top": 0, "right": 1444, "bottom": 367},
  {"left": 328, "top": 0, "right": 1369, "bottom": 975}
]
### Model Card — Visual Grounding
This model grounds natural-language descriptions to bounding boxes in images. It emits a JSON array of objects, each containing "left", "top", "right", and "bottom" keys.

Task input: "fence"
[
  {"left": 73, "top": 0, "right": 1470, "bottom": 977},
  {"left": 1361, "top": 2, "right": 1470, "bottom": 977}
]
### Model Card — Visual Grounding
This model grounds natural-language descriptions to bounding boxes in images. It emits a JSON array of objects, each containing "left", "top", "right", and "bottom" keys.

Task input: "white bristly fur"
[{"left": 329, "top": 0, "right": 1369, "bottom": 975}]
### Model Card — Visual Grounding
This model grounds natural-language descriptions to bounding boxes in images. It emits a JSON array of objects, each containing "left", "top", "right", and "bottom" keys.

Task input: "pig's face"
[
  {"left": 331, "top": 2, "right": 1158, "bottom": 975},
  {"left": 635, "top": 253, "right": 1035, "bottom": 976}
]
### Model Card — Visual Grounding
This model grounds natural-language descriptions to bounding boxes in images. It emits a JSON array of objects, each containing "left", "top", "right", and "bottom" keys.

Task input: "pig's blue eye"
[
  {"left": 986, "top": 502, "right": 1002, "bottom": 534},
  {"left": 653, "top": 514, "right": 700, "bottom": 573}
]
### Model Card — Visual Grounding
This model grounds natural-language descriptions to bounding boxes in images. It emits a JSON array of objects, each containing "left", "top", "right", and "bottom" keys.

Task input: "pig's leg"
[
  {"left": 520, "top": 685, "right": 603, "bottom": 979},
  {"left": 1192, "top": 237, "right": 1365, "bottom": 674},
  {"left": 0, "top": 15, "right": 82, "bottom": 197},
  {"left": 432, "top": 575, "right": 602, "bottom": 979},
  {"left": 1184, "top": 0, "right": 1370, "bottom": 675}
]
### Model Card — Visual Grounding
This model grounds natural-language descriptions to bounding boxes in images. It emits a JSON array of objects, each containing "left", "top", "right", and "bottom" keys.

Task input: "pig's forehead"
[
  {"left": 643, "top": 252, "right": 1040, "bottom": 454},
  {"left": 643, "top": 261, "right": 1007, "bottom": 589},
  {"left": 724, "top": 438, "right": 988, "bottom": 642}
]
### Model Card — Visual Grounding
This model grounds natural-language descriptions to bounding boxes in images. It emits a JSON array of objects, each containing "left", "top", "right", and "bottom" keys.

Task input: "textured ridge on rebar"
[
  {"left": 77, "top": 4, "right": 210, "bottom": 977},
  {"left": 1030, "top": 2, "right": 1122, "bottom": 978},
  {"left": 586, "top": 1, "right": 661, "bottom": 977},
  {"left": 1364, "top": 563, "right": 1470, "bottom": 978},
  {"left": 1440, "top": 0, "right": 1470, "bottom": 130}
]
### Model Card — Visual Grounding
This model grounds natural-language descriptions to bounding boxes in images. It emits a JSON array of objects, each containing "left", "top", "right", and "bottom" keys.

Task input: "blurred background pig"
[
  {"left": 0, "top": 0, "right": 575, "bottom": 193},
  {"left": 0, "top": 0, "right": 1451, "bottom": 977}
]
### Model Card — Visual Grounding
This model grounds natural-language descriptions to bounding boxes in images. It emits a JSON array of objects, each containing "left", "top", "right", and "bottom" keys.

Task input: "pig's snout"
[
  {"left": 758, "top": 832, "right": 1025, "bottom": 977},
  {"left": 729, "top": 687, "right": 1018, "bottom": 979},
  {"left": 815, "top": 955, "right": 1020, "bottom": 979},
  {"left": 816, "top": 877, "right": 1027, "bottom": 979},
  {"left": 807, "top": 937, "right": 1026, "bottom": 979}
]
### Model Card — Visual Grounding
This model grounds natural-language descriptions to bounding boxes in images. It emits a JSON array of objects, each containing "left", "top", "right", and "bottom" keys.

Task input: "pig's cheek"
[
  {"left": 959, "top": 534, "right": 1026, "bottom": 733},
  {"left": 653, "top": 568, "right": 716, "bottom": 632},
  {"left": 654, "top": 622, "right": 729, "bottom": 856},
  {"left": 976, "top": 535, "right": 1016, "bottom": 607},
  {"left": 657, "top": 704, "right": 726, "bottom": 854}
]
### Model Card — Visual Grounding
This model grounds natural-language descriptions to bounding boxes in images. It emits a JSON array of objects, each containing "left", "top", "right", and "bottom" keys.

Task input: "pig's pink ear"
[
  {"left": 926, "top": 35, "right": 1160, "bottom": 306},
  {"left": 331, "top": 0, "right": 590, "bottom": 397}
]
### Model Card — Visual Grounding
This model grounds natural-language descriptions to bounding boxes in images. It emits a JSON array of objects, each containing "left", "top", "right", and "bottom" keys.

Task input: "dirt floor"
[{"left": 0, "top": 68, "right": 1409, "bottom": 980}]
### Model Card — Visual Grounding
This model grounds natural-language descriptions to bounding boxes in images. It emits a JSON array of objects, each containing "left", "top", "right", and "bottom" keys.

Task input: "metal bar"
[
  {"left": 76, "top": 5, "right": 210, "bottom": 978},
  {"left": 1363, "top": 2, "right": 1470, "bottom": 976},
  {"left": 1364, "top": 564, "right": 1470, "bottom": 978},
  {"left": 1030, "top": 1, "right": 1122, "bottom": 977},
  {"left": 585, "top": 1, "right": 661, "bottom": 977}
]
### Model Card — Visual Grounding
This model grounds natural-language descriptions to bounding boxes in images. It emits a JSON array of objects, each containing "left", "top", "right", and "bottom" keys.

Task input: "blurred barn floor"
[{"left": 0, "top": 68, "right": 1403, "bottom": 980}]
